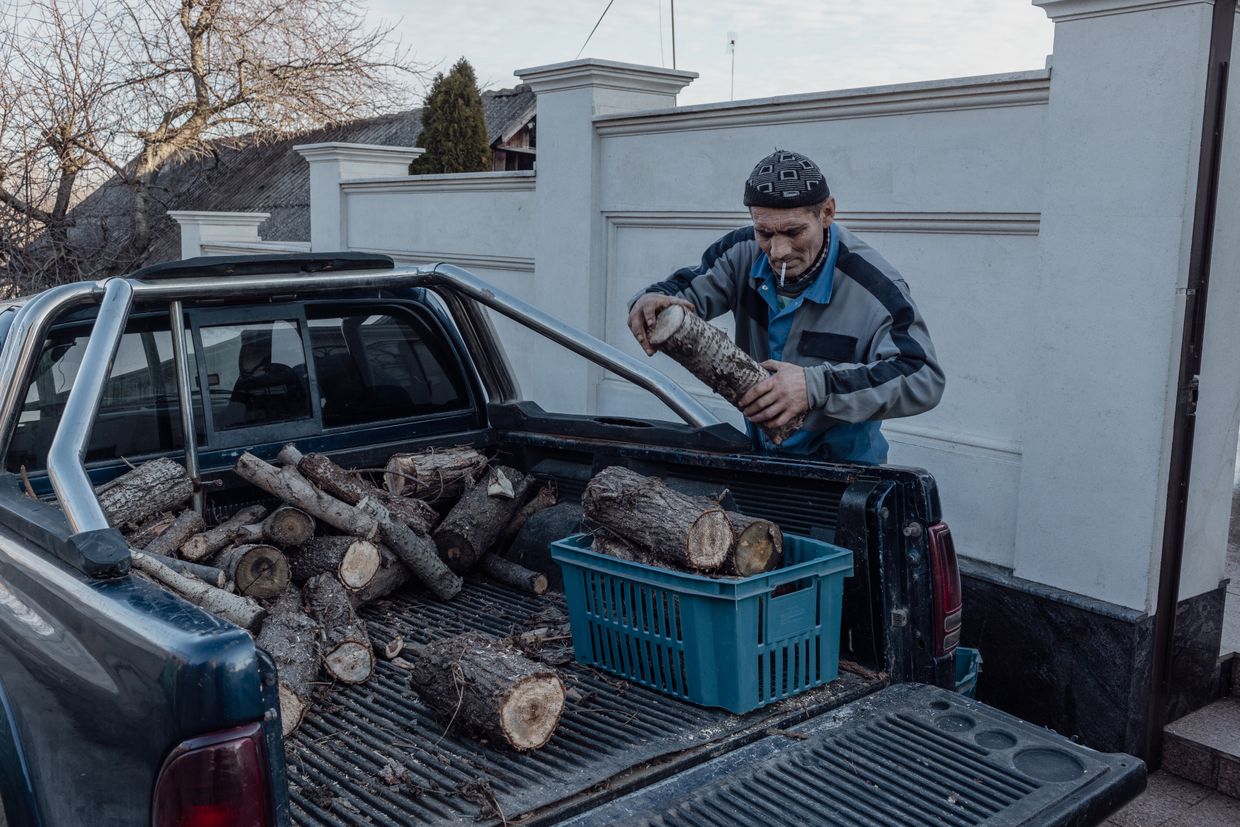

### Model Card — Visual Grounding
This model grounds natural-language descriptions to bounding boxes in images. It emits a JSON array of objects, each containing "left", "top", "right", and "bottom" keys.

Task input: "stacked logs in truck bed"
[{"left": 103, "top": 448, "right": 565, "bottom": 747}]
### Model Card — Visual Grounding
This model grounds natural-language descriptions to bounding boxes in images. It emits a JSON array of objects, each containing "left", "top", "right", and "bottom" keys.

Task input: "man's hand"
[
  {"left": 739, "top": 360, "right": 809, "bottom": 428},
  {"left": 628, "top": 293, "right": 696, "bottom": 356}
]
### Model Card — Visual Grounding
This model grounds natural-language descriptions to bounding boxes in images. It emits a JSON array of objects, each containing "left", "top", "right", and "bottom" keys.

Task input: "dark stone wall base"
[{"left": 960, "top": 559, "right": 1226, "bottom": 759}]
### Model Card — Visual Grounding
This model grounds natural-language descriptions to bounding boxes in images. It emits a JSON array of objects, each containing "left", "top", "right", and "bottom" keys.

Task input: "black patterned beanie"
[{"left": 743, "top": 149, "right": 830, "bottom": 209}]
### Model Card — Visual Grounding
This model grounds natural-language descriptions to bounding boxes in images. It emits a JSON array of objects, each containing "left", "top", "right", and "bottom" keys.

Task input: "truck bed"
[{"left": 286, "top": 579, "right": 883, "bottom": 826}]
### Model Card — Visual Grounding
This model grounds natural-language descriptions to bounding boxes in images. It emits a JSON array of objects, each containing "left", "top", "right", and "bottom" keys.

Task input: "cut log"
[
  {"left": 591, "top": 533, "right": 661, "bottom": 567},
  {"left": 145, "top": 553, "right": 227, "bottom": 588},
  {"left": 97, "top": 458, "right": 194, "bottom": 529},
  {"left": 143, "top": 510, "right": 207, "bottom": 558},
  {"left": 382, "top": 446, "right": 488, "bottom": 501},
  {"left": 131, "top": 552, "right": 265, "bottom": 632},
  {"left": 500, "top": 484, "right": 557, "bottom": 548},
  {"left": 288, "top": 536, "right": 383, "bottom": 591},
  {"left": 303, "top": 573, "right": 374, "bottom": 684},
  {"left": 649, "top": 304, "right": 803, "bottom": 444},
  {"left": 508, "top": 503, "right": 583, "bottom": 592},
  {"left": 290, "top": 448, "right": 435, "bottom": 534},
  {"left": 181, "top": 504, "right": 269, "bottom": 562},
  {"left": 720, "top": 512, "right": 783, "bottom": 577},
  {"left": 479, "top": 554, "right": 548, "bottom": 595},
  {"left": 127, "top": 512, "right": 176, "bottom": 550},
  {"left": 408, "top": 632, "right": 565, "bottom": 751},
  {"left": 347, "top": 545, "right": 410, "bottom": 608},
  {"left": 255, "top": 588, "right": 321, "bottom": 736},
  {"left": 237, "top": 506, "right": 317, "bottom": 549},
  {"left": 215, "top": 544, "right": 290, "bottom": 599},
  {"left": 434, "top": 466, "right": 532, "bottom": 573},
  {"left": 236, "top": 452, "right": 462, "bottom": 601},
  {"left": 374, "top": 635, "right": 404, "bottom": 660},
  {"left": 583, "top": 466, "right": 732, "bottom": 572}
]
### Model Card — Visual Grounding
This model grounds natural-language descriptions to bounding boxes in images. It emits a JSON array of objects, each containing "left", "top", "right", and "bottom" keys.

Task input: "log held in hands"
[{"left": 649, "top": 304, "right": 803, "bottom": 444}]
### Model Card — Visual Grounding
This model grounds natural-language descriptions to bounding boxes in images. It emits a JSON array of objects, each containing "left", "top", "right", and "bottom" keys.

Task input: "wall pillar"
[
  {"left": 166, "top": 211, "right": 270, "bottom": 259},
  {"left": 515, "top": 59, "right": 696, "bottom": 413},
  {"left": 293, "top": 143, "right": 423, "bottom": 252}
]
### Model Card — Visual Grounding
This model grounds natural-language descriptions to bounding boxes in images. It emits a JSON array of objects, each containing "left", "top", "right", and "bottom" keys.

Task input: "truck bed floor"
[{"left": 286, "top": 580, "right": 881, "bottom": 826}]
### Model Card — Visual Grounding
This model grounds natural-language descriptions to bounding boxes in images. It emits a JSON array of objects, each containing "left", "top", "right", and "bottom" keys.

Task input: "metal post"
[
  {"left": 670, "top": 0, "right": 677, "bottom": 69},
  {"left": 168, "top": 300, "right": 203, "bottom": 515},
  {"left": 47, "top": 278, "right": 134, "bottom": 534}
]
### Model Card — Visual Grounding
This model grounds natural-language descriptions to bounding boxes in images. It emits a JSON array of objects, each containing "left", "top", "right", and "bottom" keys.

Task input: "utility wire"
[
  {"left": 577, "top": 0, "right": 618, "bottom": 59},
  {"left": 657, "top": 0, "right": 665, "bottom": 66}
]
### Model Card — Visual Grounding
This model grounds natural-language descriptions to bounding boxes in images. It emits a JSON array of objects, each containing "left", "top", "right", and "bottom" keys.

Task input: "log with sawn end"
[
  {"left": 303, "top": 573, "right": 373, "bottom": 684},
  {"left": 649, "top": 304, "right": 803, "bottom": 444},
  {"left": 282, "top": 446, "right": 435, "bottom": 533},
  {"left": 97, "top": 458, "right": 194, "bottom": 529},
  {"left": 478, "top": 554, "right": 548, "bottom": 595},
  {"left": 382, "top": 446, "right": 488, "bottom": 501},
  {"left": 234, "top": 452, "right": 461, "bottom": 600},
  {"left": 255, "top": 588, "right": 321, "bottom": 736},
  {"left": 288, "top": 536, "right": 383, "bottom": 591},
  {"left": 215, "top": 543, "right": 290, "bottom": 599},
  {"left": 583, "top": 466, "right": 733, "bottom": 572},
  {"left": 131, "top": 552, "right": 266, "bottom": 632},
  {"left": 143, "top": 510, "right": 207, "bottom": 558},
  {"left": 434, "top": 466, "right": 531, "bottom": 573},
  {"left": 180, "top": 504, "right": 268, "bottom": 562},
  {"left": 499, "top": 484, "right": 557, "bottom": 548},
  {"left": 407, "top": 632, "right": 565, "bottom": 751},
  {"left": 126, "top": 512, "right": 176, "bottom": 550},
  {"left": 346, "top": 544, "right": 410, "bottom": 609}
]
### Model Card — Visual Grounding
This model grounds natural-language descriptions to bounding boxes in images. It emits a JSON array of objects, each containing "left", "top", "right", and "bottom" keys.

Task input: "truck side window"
[
  {"left": 7, "top": 317, "right": 197, "bottom": 472},
  {"left": 306, "top": 307, "right": 468, "bottom": 428},
  {"left": 197, "top": 320, "right": 312, "bottom": 431}
]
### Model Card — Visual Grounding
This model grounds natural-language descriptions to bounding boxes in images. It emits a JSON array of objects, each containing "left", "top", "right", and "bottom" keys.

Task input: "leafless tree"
[{"left": 0, "top": 0, "right": 418, "bottom": 287}]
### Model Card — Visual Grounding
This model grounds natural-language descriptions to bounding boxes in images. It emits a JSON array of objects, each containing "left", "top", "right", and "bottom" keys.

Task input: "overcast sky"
[{"left": 371, "top": 0, "right": 1055, "bottom": 107}]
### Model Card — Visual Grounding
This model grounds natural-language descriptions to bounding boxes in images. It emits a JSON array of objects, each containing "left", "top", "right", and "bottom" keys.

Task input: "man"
[{"left": 628, "top": 150, "right": 944, "bottom": 464}]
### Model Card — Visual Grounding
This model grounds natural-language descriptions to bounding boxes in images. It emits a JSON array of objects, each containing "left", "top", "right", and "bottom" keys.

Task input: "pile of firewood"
[{"left": 101, "top": 447, "right": 567, "bottom": 750}]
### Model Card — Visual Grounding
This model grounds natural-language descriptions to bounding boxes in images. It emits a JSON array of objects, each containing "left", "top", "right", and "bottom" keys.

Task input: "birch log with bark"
[
  {"left": 180, "top": 505, "right": 269, "bottom": 562},
  {"left": 649, "top": 304, "right": 803, "bottom": 444},
  {"left": 143, "top": 510, "right": 207, "bottom": 558},
  {"left": 382, "top": 447, "right": 488, "bottom": 501},
  {"left": 97, "top": 458, "right": 194, "bottom": 528},
  {"left": 434, "top": 466, "right": 531, "bottom": 573},
  {"left": 303, "top": 573, "right": 373, "bottom": 684},
  {"left": 214, "top": 544, "right": 290, "bottom": 599},
  {"left": 582, "top": 466, "right": 732, "bottom": 572},
  {"left": 255, "top": 588, "right": 321, "bottom": 736},
  {"left": 131, "top": 552, "right": 265, "bottom": 632},
  {"left": 408, "top": 632, "right": 565, "bottom": 751},
  {"left": 289, "top": 448, "right": 435, "bottom": 533}
]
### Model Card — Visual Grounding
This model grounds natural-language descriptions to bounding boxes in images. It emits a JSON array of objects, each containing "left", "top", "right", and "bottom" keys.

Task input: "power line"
[
  {"left": 657, "top": 0, "right": 665, "bottom": 67},
  {"left": 577, "top": 0, "right": 618, "bottom": 59}
]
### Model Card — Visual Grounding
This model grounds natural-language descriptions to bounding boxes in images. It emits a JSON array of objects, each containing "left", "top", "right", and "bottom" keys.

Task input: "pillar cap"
[
  {"left": 1034, "top": 0, "right": 1213, "bottom": 22},
  {"left": 292, "top": 142, "right": 423, "bottom": 164},
  {"left": 516, "top": 58, "right": 697, "bottom": 96}
]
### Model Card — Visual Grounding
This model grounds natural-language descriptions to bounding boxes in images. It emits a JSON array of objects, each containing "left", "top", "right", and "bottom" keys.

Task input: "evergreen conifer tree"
[{"left": 411, "top": 58, "right": 490, "bottom": 174}]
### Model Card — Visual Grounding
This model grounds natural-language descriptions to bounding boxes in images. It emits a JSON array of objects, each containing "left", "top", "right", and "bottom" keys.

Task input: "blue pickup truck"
[{"left": 0, "top": 253, "right": 1143, "bottom": 825}]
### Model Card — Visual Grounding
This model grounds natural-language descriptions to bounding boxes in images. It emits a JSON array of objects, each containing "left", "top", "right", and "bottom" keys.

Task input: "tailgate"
[{"left": 563, "top": 683, "right": 1146, "bottom": 827}]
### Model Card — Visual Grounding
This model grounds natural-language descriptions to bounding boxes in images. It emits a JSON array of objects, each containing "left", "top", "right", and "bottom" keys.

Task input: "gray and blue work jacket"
[{"left": 638, "top": 223, "right": 945, "bottom": 464}]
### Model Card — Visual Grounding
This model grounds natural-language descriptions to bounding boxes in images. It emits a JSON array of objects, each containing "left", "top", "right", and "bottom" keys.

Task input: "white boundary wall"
[{"left": 175, "top": 0, "right": 1240, "bottom": 617}]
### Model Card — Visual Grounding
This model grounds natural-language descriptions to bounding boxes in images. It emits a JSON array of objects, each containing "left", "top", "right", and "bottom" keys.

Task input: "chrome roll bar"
[{"left": 1, "top": 263, "right": 719, "bottom": 538}]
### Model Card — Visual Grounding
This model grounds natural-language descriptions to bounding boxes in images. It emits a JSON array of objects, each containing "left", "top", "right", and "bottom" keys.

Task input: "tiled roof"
[{"left": 66, "top": 86, "right": 535, "bottom": 273}]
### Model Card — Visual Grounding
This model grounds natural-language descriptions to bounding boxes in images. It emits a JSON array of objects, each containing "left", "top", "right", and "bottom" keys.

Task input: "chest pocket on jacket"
[{"left": 797, "top": 331, "right": 858, "bottom": 362}]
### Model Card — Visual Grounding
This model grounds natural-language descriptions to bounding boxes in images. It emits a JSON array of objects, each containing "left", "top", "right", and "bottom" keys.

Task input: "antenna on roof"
[
  {"left": 727, "top": 32, "right": 737, "bottom": 100},
  {"left": 671, "top": 0, "right": 677, "bottom": 69}
]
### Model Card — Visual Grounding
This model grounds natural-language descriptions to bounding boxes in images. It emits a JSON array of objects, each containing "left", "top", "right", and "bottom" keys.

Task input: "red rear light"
[
  {"left": 927, "top": 522, "right": 962, "bottom": 657},
  {"left": 152, "top": 722, "right": 271, "bottom": 827}
]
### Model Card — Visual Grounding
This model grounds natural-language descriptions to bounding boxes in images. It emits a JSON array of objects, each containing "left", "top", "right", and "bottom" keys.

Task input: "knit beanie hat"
[{"left": 743, "top": 150, "right": 830, "bottom": 209}]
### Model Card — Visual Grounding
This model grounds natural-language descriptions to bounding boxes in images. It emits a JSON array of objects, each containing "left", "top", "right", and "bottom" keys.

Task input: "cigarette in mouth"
[{"left": 780, "top": 262, "right": 787, "bottom": 287}]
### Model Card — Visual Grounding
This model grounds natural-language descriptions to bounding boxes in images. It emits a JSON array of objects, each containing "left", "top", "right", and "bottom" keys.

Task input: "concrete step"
[{"left": 1163, "top": 697, "right": 1240, "bottom": 797}]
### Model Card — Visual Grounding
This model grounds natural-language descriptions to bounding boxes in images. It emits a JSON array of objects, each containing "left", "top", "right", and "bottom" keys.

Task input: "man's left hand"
[{"left": 739, "top": 360, "right": 809, "bottom": 428}]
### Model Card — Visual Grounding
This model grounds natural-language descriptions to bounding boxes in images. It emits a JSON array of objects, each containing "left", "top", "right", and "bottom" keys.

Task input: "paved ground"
[{"left": 1105, "top": 771, "right": 1240, "bottom": 826}]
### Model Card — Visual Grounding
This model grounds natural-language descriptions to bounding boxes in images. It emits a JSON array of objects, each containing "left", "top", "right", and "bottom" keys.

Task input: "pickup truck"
[{"left": 0, "top": 252, "right": 1144, "bottom": 826}]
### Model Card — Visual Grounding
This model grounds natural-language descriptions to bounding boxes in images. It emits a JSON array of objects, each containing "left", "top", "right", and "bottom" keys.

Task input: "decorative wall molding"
[
  {"left": 604, "top": 210, "right": 1041, "bottom": 236},
  {"left": 354, "top": 247, "right": 535, "bottom": 273},
  {"left": 594, "top": 71, "right": 1051, "bottom": 136},
  {"left": 883, "top": 422, "right": 1023, "bottom": 463},
  {"left": 200, "top": 240, "right": 311, "bottom": 254},
  {"left": 517, "top": 58, "right": 697, "bottom": 96},
  {"left": 1035, "top": 0, "right": 1210, "bottom": 23},
  {"left": 292, "top": 142, "right": 423, "bottom": 166},
  {"left": 342, "top": 170, "right": 536, "bottom": 194}
]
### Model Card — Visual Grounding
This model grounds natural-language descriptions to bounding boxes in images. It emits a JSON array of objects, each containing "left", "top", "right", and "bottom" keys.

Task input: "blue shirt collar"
[{"left": 752, "top": 223, "right": 839, "bottom": 306}]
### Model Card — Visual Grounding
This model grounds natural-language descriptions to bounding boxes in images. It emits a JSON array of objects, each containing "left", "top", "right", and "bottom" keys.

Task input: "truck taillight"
[
  {"left": 927, "top": 522, "right": 962, "bottom": 657},
  {"left": 152, "top": 722, "right": 271, "bottom": 827}
]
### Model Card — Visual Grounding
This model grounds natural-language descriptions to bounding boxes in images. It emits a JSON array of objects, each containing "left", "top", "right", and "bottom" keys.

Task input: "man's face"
[{"left": 750, "top": 197, "right": 836, "bottom": 280}]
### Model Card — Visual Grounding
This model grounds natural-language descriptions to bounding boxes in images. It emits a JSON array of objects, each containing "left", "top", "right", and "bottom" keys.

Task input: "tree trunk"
[
  {"left": 303, "top": 573, "right": 374, "bottom": 684},
  {"left": 582, "top": 466, "right": 732, "bottom": 572},
  {"left": 144, "top": 510, "right": 207, "bottom": 558},
  {"left": 289, "top": 536, "right": 383, "bottom": 591},
  {"left": 131, "top": 552, "right": 265, "bottom": 632},
  {"left": 649, "top": 304, "right": 803, "bottom": 444},
  {"left": 181, "top": 504, "right": 269, "bottom": 562},
  {"left": 408, "top": 632, "right": 565, "bottom": 751},
  {"left": 291, "top": 448, "right": 435, "bottom": 533},
  {"left": 215, "top": 544, "right": 290, "bottom": 599},
  {"left": 478, "top": 554, "right": 548, "bottom": 595},
  {"left": 347, "top": 545, "right": 410, "bottom": 608},
  {"left": 382, "top": 446, "right": 488, "bottom": 501},
  {"left": 235, "top": 452, "right": 462, "bottom": 600},
  {"left": 255, "top": 588, "right": 321, "bottom": 737},
  {"left": 434, "top": 466, "right": 531, "bottom": 573},
  {"left": 97, "top": 458, "right": 194, "bottom": 529}
]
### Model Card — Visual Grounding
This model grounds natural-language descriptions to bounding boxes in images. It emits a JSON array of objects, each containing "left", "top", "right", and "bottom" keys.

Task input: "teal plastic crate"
[
  {"left": 551, "top": 532, "right": 853, "bottom": 714},
  {"left": 955, "top": 646, "right": 982, "bottom": 698}
]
